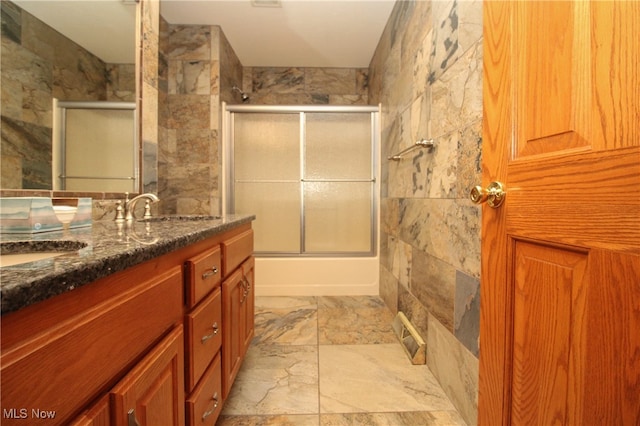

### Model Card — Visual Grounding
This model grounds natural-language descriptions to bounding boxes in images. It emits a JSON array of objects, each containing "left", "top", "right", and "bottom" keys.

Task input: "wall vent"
[
  {"left": 392, "top": 312, "right": 426, "bottom": 365},
  {"left": 251, "top": 0, "right": 281, "bottom": 7}
]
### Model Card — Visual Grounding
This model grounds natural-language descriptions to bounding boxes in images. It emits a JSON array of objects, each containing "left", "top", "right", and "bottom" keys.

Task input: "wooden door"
[
  {"left": 111, "top": 325, "right": 185, "bottom": 426},
  {"left": 478, "top": 1, "right": 640, "bottom": 425}
]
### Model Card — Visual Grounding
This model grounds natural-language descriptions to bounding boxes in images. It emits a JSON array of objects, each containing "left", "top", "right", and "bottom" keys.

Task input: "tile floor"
[{"left": 216, "top": 296, "right": 467, "bottom": 425}]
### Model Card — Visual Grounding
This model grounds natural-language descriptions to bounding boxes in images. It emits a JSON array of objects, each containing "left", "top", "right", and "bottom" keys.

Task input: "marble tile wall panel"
[
  {"left": 106, "top": 64, "right": 135, "bottom": 102},
  {"left": 0, "top": 115, "right": 51, "bottom": 189},
  {"left": 1, "top": 37, "right": 52, "bottom": 127},
  {"left": 140, "top": 0, "right": 159, "bottom": 193},
  {"left": 457, "top": 0, "right": 483, "bottom": 57},
  {"left": 430, "top": 39, "right": 482, "bottom": 142},
  {"left": 165, "top": 25, "right": 210, "bottom": 60},
  {"left": 165, "top": 94, "right": 209, "bottom": 130},
  {"left": 219, "top": 28, "right": 243, "bottom": 105},
  {"left": 456, "top": 120, "right": 482, "bottom": 198},
  {"left": 427, "top": 313, "right": 478, "bottom": 425},
  {"left": 454, "top": 270, "right": 480, "bottom": 356},
  {"left": 391, "top": 237, "right": 412, "bottom": 289},
  {"left": 305, "top": 68, "right": 355, "bottom": 94},
  {"left": 250, "top": 67, "right": 305, "bottom": 94},
  {"left": 168, "top": 60, "right": 210, "bottom": 95},
  {"left": 141, "top": 81, "right": 159, "bottom": 146},
  {"left": 20, "top": 10, "right": 55, "bottom": 63},
  {"left": 397, "top": 198, "right": 480, "bottom": 275},
  {"left": 397, "top": 284, "right": 429, "bottom": 343},
  {"left": 244, "top": 67, "right": 369, "bottom": 105},
  {"left": 428, "top": 0, "right": 458, "bottom": 84},
  {"left": 411, "top": 248, "right": 456, "bottom": 333},
  {"left": 1, "top": 2, "right": 21, "bottom": 44},
  {"left": 379, "top": 263, "right": 398, "bottom": 315},
  {"left": 400, "top": 0, "right": 433, "bottom": 68}
]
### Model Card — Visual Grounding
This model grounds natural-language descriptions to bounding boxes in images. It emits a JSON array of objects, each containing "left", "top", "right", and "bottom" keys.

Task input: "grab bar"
[
  {"left": 59, "top": 175, "right": 135, "bottom": 180},
  {"left": 388, "top": 138, "right": 435, "bottom": 161}
]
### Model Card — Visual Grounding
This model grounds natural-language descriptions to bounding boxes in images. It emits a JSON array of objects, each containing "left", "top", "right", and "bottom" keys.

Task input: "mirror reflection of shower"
[
  {"left": 52, "top": 99, "right": 138, "bottom": 192},
  {"left": 232, "top": 85, "right": 250, "bottom": 103}
]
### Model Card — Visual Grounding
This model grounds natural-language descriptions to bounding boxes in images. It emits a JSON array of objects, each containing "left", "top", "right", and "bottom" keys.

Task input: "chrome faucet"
[{"left": 115, "top": 192, "right": 160, "bottom": 222}]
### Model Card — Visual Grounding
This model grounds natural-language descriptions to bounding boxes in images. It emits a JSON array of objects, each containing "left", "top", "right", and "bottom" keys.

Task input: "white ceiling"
[
  {"left": 14, "top": 0, "right": 395, "bottom": 68},
  {"left": 161, "top": 0, "right": 396, "bottom": 68}
]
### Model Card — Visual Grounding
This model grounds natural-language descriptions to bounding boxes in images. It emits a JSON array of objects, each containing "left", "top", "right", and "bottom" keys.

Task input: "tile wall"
[
  {"left": 368, "top": 1, "right": 482, "bottom": 424},
  {"left": 157, "top": 20, "right": 242, "bottom": 215},
  {"left": 242, "top": 67, "right": 369, "bottom": 105},
  {"left": 0, "top": 1, "right": 135, "bottom": 190},
  {"left": 140, "top": 0, "right": 160, "bottom": 195}
]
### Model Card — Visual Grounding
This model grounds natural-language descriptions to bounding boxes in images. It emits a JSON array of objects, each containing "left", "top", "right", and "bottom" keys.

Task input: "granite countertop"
[{"left": 0, "top": 214, "right": 255, "bottom": 315}]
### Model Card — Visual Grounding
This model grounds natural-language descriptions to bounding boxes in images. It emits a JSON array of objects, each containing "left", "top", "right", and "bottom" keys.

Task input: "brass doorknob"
[{"left": 470, "top": 181, "right": 505, "bottom": 208}]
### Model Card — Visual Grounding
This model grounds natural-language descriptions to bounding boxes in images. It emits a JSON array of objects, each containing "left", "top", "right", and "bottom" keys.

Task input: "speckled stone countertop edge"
[{"left": 0, "top": 214, "right": 255, "bottom": 316}]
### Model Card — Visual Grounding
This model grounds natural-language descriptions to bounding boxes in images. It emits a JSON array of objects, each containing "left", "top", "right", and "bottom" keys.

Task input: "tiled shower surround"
[
  {"left": 157, "top": 18, "right": 371, "bottom": 215},
  {"left": 369, "top": 1, "right": 482, "bottom": 424}
]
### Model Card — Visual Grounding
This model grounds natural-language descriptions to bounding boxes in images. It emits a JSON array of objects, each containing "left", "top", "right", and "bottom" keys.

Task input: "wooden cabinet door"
[
  {"left": 479, "top": 1, "right": 640, "bottom": 425},
  {"left": 68, "top": 395, "right": 110, "bottom": 426},
  {"left": 111, "top": 325, "right": 185, "bottom": 426},
  {"left": 222, "top": 269, "right": 245, "bottom": 399}
]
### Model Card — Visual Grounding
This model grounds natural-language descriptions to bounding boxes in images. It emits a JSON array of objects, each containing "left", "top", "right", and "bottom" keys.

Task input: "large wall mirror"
[{"left": 0, "top": 0, "right": 150, "bottom": 193}]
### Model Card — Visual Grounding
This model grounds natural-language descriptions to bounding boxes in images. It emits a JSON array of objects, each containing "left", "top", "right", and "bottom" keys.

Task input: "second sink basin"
[{"left": 0, "top": 240, "right": 88, "bottom": 268}]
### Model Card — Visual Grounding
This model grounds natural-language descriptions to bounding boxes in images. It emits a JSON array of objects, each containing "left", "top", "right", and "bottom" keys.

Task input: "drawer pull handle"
[
  {"left": 128, "top": 409, "right": 140, "bottom": 426},
  {"left": 239, "top": 276, "right": 251, "bottom": 304},
  {"left": 202, "top": 266, "right": 218, "bottom": 280},
  {"left": 240, "top": 277, "right": 248, "bottom": 304},
  {"left": 201, "top": 322, "right": 219, "bottom": 343},
  {"left": 201, "top": 392, "right": 219, "bottom": 420}
]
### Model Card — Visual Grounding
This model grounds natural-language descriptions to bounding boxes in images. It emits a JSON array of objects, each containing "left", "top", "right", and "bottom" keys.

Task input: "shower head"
[{"left": 232, "top": 85, "right": 250, "bottom": 103}]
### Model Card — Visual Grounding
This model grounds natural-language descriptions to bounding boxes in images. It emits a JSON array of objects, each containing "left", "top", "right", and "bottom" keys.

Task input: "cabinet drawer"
[
  {"left": 221, "top": 229, "right": 253, "bottom": 276},
  {"left": 185, "top": 287, "right": 222, "bottom": 392},
  {"left": 186, "top": 352, "right": 222, "bottom": 426},
  {"left": 186, "top": 246, "right": 221, "bottom": 308}
]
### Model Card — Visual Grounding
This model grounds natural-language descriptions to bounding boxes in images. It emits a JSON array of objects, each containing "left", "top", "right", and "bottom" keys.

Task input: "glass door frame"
[{"left": 222, "top": 104, "right": 380, "bottom": 257}]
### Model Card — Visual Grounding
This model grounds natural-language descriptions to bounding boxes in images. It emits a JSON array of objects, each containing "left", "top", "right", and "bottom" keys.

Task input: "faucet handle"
[
  {"left": 143, "top": 200, "right": 152, "bottom": 219},
  {"left": 114, "top": 200, "right": 125, "bottom": 222}
]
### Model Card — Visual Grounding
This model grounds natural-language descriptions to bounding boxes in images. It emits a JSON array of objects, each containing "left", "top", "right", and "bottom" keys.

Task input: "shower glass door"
[
  {"left": 228, "top": 106, "right": 378, "bottom": 256},
  {"left": 233, "top": 112, "right": 301, "bottom": 252},
  {"left": 304, "top": 112, "right": 372, "bottom": 253}
]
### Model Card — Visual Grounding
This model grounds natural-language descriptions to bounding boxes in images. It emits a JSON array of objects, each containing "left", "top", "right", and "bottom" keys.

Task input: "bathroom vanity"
[{"left": 0, "top": 215, "right": 255, "bottom": 425}]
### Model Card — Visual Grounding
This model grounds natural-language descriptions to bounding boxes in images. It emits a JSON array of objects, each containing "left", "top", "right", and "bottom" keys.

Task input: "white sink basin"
[{"left": 0, "top": 251, "right": 69, "bottom": 267}]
